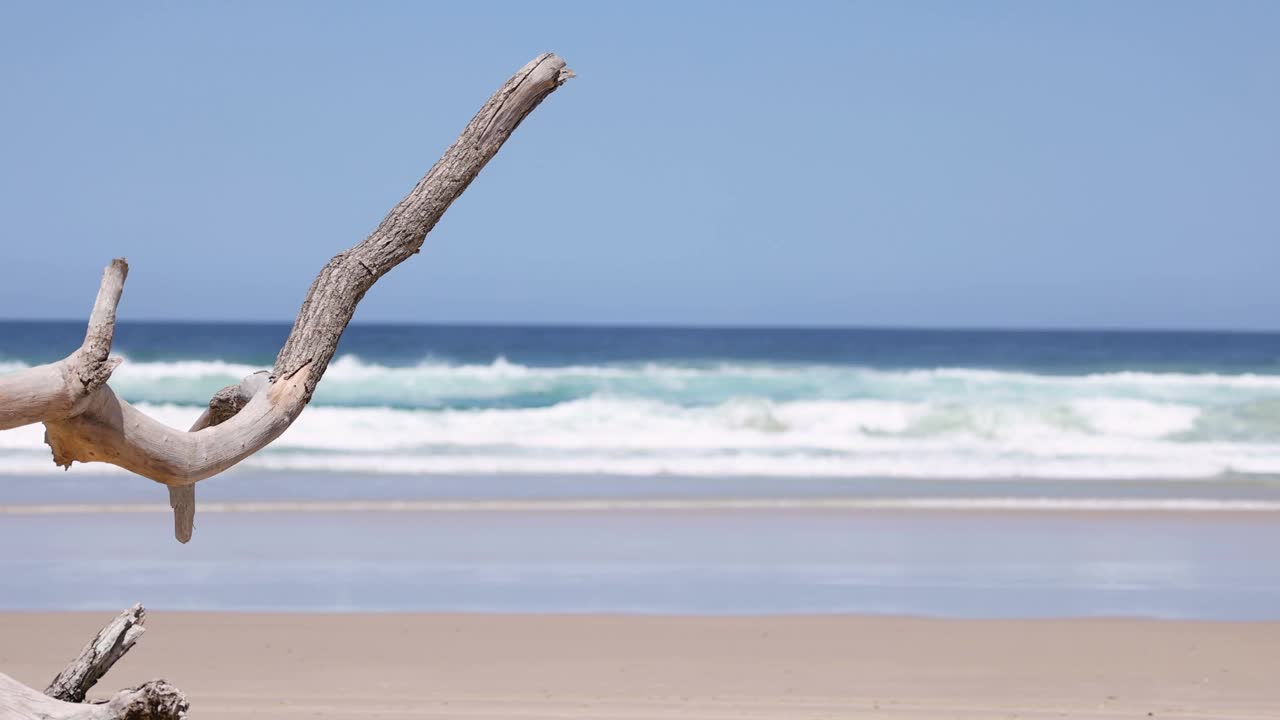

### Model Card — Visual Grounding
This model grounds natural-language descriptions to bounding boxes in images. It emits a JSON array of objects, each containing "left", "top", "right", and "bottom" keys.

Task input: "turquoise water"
[{"left": 5, "top": 323, "right": 1280, "bottom": 480}]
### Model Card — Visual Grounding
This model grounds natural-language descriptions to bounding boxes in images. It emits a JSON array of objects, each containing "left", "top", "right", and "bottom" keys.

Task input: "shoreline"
[
  {"left": 6, "top": 495, "right": 1280, "bottom": 514},
  {"left": 7, "top": 468, "right": 1280, "bottom": 504},
  {"left": 3, "top": 612, "right": 1277, "bottom": 719}
]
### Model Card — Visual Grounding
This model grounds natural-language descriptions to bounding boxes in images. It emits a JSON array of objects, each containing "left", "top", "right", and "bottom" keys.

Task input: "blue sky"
[{"left": 1, "top": 2, "right": 1276, "bottom": 329}]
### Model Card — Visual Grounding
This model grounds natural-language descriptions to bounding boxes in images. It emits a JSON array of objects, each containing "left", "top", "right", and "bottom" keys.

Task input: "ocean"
[
  {"left": 5, "top": 322, "right": 1280, "bottom": 482},
  {"left": 4, "top": 322, "right": 1280, "bottom": 618}
]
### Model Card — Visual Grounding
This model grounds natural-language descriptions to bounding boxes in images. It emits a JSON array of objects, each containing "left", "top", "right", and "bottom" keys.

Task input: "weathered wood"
[
  {"left": 0, "top": 54, "right": 571, "bottom": 541},
  {"left": 46, "top": 604, "right": 146, "bottom": 702},
  {"left": 168, "top": 370, "right": 271, "bottom": 542},
  {"left": 167, "top": 486, "right": 195, "bottom": 545},
  {"left": 0, "top": 604, "right": 187, "bottom": 719},
  {"left": 205, "top": 371, "right": 270, "bottom": 426},
  {"left": 274, "top": 53, "right": 575, "bottom": 399},
  {"left": 1, "top": 675, "right": 187, "bottom": 720},
  {"left": 0, "top": 260, "right": 127, "bottom": 432}
]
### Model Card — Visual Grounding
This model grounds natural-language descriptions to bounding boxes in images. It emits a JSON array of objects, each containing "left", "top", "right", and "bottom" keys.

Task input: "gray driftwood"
[
  {"left": 0, "top": 604, "right": 188, "bottom": 719},
  {"left": 45, "top": 604, "right": 148, "bottom": 703},
  {"left": 0, "top": 53, "right": 572, "bottom": 543}
]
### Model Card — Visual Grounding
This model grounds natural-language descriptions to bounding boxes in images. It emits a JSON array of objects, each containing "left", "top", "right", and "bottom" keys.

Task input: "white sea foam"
[
  {"left": 3, "top": 497, "right": 1278, "bottom": 514},
  {"left": 893, "top": 367, "right": 1280, "bottom": 389},
  {"left": 5, "top": 356, "right": 1280, "bottom": 480},
  {"left": 11, "top": 354, "right": 1280, "bottom": 407},
  {"left": 0, "top": 396, "right": 1277, "bottom": 479},
  {"left": 1068, "top": 398, "right": 1201, "bottom": 438}
]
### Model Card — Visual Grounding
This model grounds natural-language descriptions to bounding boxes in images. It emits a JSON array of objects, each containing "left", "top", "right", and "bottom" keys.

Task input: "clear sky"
[{"left": 1, "top": 1, "right": 1277, "bottom": 329}]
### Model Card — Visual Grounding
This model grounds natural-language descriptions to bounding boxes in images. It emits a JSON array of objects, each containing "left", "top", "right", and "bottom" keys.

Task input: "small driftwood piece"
[
  {"left": 0, "top": 53, "right": 572, "bottom": 542},
  {"left": 45, "top": 604, "right": 148, "bottom": 703},
  {"left": 0, "top": 604, "right": 188, "bottom": 719}
]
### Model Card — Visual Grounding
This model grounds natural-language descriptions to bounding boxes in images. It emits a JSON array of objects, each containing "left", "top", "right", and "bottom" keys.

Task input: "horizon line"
[{"left": 2, "top": 317, "right": 1280, "bottom": 336}]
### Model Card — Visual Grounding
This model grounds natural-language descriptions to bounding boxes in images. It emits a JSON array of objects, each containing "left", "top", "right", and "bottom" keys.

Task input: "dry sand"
[{"left": 1, "top": 613, "right": 1277, "bottom": 719}]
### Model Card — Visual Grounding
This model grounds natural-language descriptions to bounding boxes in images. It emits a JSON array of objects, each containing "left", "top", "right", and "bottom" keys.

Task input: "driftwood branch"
[
  {"left": 0, "top": 260, "right": 127, "bottom": 432},
  {"left": 168, "top": 370, "right": 271, "bottom": 542},
  {"left": 273, "top": 53, "right": 574, "bottom": 397},
  {"left": 0, "top": 53, "right": 571, "bottom": 541},
  {"left": 46, "top": 604, "right": 147, "bottom": 702},
  {"left": 0, "top": 604, "right": 188, "bottom": 719},
  {"left": 0, "top": 678, "right": 187, "bottom": 720}
]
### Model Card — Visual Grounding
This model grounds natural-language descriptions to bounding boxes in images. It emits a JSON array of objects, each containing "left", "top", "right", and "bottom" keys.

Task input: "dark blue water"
[{"left": 5, "top": 321, "right": 1280, "bottom": 373}]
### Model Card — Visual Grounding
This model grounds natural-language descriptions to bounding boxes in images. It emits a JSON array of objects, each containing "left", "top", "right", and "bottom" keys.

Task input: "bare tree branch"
[
  {"left": 274, "top": 53, "right": 575, "bottom": 399},
  {"left": 168, "top": 371, "right": 271, "bottom": 542},
  {"left": 0, "top": 54, "right": 572, "bottom": 542},
  {"left": 46, "top": 604, "right": 147, "bottom": 703},
  {"left": 0, "top": 260, "right": 127, "bottom": 432}
]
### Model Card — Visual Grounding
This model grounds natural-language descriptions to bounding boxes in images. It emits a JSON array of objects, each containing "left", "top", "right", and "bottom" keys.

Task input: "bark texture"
[
  {"left": 275, "top": 53, "right": 574, "bottom": 398},
  {"left": 167, "top": 371, "right": 270, "bottom": 542},
  {"left": 0, "top": 53, "right": 571, "bottom": 542},
  {"left": 0, "top": 677, "right": 187, "bottom": 720},
  {"left": 46, "top": 605, "right": 147, "bottom": 702},
  {"left": 0, "top": 605, "right": 188, "bottom": 720},
  {"left": 0, "top": 260, "right": 126, "bottom": 432}
]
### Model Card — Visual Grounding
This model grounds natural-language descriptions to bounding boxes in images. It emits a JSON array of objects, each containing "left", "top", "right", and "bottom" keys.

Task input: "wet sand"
[
  {"left": 4, "top": 503, "right": 1280, "bottom": 619},
  {"left": 2, "top": 612, "right": 1277, "bottom": 719}
]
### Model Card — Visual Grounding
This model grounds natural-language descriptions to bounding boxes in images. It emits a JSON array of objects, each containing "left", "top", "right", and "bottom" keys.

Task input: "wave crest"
[{"left": 4, "top": 355, "right": 1280, "bottom": 480}]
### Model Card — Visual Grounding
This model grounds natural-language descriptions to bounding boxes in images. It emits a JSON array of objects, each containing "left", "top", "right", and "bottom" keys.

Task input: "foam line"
[{"left": 3, "top": 497, "right": 1280, "bottom": 515}]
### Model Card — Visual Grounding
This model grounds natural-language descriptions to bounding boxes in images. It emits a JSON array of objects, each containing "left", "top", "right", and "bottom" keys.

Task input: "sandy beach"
[
  {"left": 3, "top": 1, "right": 1279, "bottom": 717},
  {"left": 2, "top": 612, "right": 1277, "bottom": 719}
]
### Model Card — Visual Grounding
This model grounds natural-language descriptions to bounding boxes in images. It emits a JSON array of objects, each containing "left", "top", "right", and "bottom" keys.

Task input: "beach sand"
[{"left": 2, "top": 613, "right": 1277, "bottom": 719}]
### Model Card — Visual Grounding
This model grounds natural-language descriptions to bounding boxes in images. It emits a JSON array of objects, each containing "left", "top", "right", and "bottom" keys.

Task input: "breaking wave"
[{"left": 3, "top": 355, "right": 1280, "bottom": 479}]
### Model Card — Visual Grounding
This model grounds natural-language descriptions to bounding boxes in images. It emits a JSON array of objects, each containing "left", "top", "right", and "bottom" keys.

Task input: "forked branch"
[
  {"left": 46, "top": 604, "right": 148, "bottom": 703},
  {"left": 0, "top": 53, "right": 573, "bottom": 542},
  {"left": 0, "top": 259, "right": 127, "bottom": 432}
]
